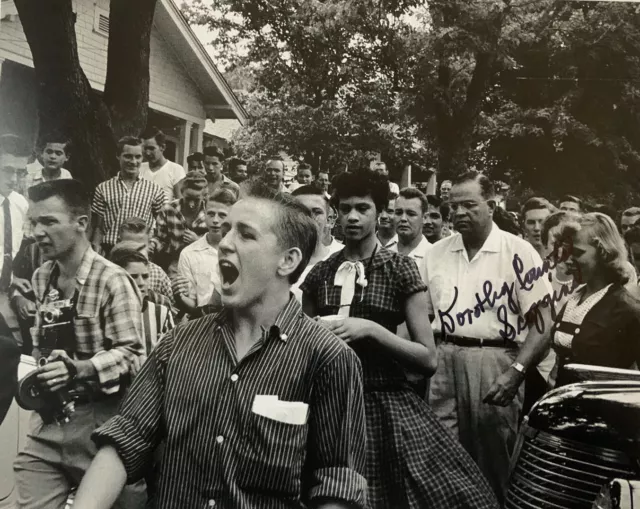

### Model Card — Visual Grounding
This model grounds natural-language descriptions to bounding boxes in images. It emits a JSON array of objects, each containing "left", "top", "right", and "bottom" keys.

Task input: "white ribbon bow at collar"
[{"left": 334, "top": 261, "right": 367, "bottom": 317}]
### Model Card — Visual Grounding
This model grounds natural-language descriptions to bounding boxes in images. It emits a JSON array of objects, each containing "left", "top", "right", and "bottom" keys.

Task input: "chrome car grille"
[{"left": 506, "top": 428, "right": 637, "bottom": 509}]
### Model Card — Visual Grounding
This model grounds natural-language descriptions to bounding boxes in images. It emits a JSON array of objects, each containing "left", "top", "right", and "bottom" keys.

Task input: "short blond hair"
[{"left": 560, "top": 212, "right": 630, "bottom": 285}]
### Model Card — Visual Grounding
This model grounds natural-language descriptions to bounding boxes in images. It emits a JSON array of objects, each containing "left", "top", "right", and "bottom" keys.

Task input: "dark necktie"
[{"left": 0, "top": 198, "right": 13, "bottom": 291}]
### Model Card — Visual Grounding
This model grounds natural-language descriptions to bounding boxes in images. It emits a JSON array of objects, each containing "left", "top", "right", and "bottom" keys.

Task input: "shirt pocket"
[{"left": 237, "top": 412, "right": 307, "bottom": 497}]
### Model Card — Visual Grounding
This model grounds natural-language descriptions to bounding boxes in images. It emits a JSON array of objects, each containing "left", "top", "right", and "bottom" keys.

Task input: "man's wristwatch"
[{"left": 510, "top": 362, "right": 526, "bottom": 375}]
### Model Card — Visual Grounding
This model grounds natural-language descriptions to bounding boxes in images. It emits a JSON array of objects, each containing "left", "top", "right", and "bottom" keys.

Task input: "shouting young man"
[{"left": 73, "top": 181, "right": 367, "bottom": 509}]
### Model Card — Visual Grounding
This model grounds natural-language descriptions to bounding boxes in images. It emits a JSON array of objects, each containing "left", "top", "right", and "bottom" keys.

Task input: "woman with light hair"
[{"left": 547, "top": 212, "right": 640, "bottom": 387}]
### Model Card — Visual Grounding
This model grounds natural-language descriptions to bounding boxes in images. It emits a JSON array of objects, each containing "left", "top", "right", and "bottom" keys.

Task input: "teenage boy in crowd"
[
  {"left": 73, "top": 180, "right": 367, "bottom": 509},
  {"left": 423, "top": 195, "right": 450, "bottom": 244},
  {"left": 288, "top": 163, "right": 314, "bottom": 192},
  {"left": 140, "top": 128, "right": 186, "bottom": 202},
  {"left": 203, "top": 146, "right": 240, "bottom": 197},
  {"left": 19, "top": 136, "right": 72, "bottom": 196},
  {"left": 91, "top": 136, "right": 166, "bottom": 258},
  {"left": 395, "top": 187, "right": 432, "bottom": 282},
  {"left": 376, "top": 193, "right": 398, "bottom": 250},
  {"left": 228, "top": 157, "right": 249, "bottom": 184},
  {"left": 186, "top": 152, "right": 204, "bottom": 172},
  {"left": 150, "top": 170, "right": 209, "bottom": 275},
  {"left": 173, "top": 188, "right": 237, "bottom": 318},
  {"left": 290, "top": 184, "right": 343, "bottom": 302},
  {"left": 14, "top": 179, "right": 146, "bottom": 509}
]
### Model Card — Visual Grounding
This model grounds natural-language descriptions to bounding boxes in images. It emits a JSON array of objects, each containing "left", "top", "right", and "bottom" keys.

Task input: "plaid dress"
[{"left": 301, "top": 247, "right": 499, "bottom": 509}]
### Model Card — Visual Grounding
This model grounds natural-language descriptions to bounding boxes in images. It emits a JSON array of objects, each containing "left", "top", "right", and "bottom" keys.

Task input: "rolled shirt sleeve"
[
  {"left": 304, "top": 347, "right": 368, "bottom": 508},
  {"left": 90, "top": 272, "right": 145, "bottom": 394},
  {"left": 92, "top": 330, "right": 171, "bottom": 483}
]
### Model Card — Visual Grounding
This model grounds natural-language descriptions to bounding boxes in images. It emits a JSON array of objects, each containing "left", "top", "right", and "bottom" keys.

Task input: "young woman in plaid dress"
[{"left": 301, "top": 170, "right": 499, "bottom": 509}]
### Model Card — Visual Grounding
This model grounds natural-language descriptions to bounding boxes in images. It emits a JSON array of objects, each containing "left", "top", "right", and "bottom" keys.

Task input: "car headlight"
[{"left": 592, "top": 479, "right": 640, "bottom": 509}]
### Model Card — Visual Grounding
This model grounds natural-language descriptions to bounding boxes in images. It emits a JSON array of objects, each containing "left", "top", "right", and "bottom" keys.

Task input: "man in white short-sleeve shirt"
[
  {"left": 394, "top": 188, "right": 431, "bottom": 283},
  {"left": 424, "top": 171, "right": 553, "bottom": 504},
  {"left": 140, "top": 129, "right": 186, "bottom": 202}
]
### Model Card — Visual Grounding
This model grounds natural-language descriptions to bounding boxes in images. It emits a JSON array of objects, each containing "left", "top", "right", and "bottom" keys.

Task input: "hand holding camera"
[{"left": 36, "top": 350, "right": 76, "bottom": 393}]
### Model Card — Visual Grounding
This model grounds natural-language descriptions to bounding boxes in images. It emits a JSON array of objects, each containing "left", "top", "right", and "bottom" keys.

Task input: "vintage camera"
[{"left": 17, "top": 297, "right": 77, "bottom": 425}]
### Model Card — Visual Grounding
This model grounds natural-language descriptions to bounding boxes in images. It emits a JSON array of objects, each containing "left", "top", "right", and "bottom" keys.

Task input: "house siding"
[{"left": 0, "top": 0, "right": 205, "bottom": 121}]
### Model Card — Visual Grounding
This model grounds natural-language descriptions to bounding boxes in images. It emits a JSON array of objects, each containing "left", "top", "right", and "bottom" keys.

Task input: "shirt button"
[
  {"left": 574, "top": 327, "right": 580, "bottom": 334},
  {"left": 230, "top": 374, "right": 239, "bottom": 382},
  {"left": 216, "top": 435, "right": 224, "bottom": 444},
  {"left": 207, "top": 500, "right": 216, "bottom": 508},
  {"left": 280, "top": 333, "right": 288, "bottom": 340}
]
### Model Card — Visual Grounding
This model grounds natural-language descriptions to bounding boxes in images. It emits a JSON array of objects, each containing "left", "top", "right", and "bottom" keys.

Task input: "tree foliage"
[{"left": 185, "top": 0, "right": 640, "bottom": 204}]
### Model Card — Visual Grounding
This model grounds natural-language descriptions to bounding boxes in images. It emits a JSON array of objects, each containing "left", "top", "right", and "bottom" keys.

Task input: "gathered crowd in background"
[{"left": 1, "top": 128, "right": 639, "bottom": 509}]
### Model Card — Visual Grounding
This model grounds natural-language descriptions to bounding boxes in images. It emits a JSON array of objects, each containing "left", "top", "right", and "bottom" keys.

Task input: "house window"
[{"left": 93, "top": 5, "right": 109, "bottom": 37}]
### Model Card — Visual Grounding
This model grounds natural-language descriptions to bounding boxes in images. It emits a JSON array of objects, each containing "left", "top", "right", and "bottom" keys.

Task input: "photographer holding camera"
[{"left": 13, "top": 179, "right": 147, "bottom": 509}]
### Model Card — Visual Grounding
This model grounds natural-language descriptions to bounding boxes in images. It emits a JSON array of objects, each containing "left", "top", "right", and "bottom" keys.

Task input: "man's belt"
[{"left": 438, "top": 334, "right": 517, "bottom": 349}]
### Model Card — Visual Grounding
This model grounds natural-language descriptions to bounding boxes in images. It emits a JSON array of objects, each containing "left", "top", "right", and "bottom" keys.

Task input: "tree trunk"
[
  {"left": 104, "top": 0, "right": 157, "bottom": 139},
  {"left": 13, "top": 0, "right": 158, "bottom": 191},
  {"left": 14, "top": 0, "right": 117, "bottom": 189}
]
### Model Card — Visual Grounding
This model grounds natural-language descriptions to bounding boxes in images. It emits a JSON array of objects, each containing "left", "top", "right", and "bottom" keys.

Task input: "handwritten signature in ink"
[{"left": 437, "top": 242, "right": 582, "bottom": 340}]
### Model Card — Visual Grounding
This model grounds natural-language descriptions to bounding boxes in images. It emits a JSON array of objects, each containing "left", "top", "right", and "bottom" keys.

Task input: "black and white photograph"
[{"left": 0, "top": 0, "right": 640, "bottom": 508}]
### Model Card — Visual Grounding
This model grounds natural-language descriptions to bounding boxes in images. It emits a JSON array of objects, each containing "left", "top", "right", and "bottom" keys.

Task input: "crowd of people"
[{"left": 0, "top": 128, "right": 639, "bottom": 509}]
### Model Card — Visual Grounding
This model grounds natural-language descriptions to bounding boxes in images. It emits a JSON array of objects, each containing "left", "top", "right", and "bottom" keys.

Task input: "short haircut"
[
  {"left": 117, "top": 136, "right": 142, "bottom": 155},
  {"left": 0, "top": 134, "right": 31, "bottom": 158},
  {"left": 244, "top": 178, "right": 317, "bottom": 284},
  {"left": 541, "top": 211, "right": 570, "bottom": 247},
  {"left": 317, "top": 170, "right": 329, "bottom": 177},
  {"left": 187, "top": 152, "right": 204, "bottom": 165},
  {"left": 140, "top": 127, "right": 166, "bottom": 147},
  {"left": 426, "top": 194, "right": 449, "bottom": 221},
  {"left": 622, "top": 207, "right": 640, "bottom": 218},
  {"left": 560, "top": 195, "right": 582, "bottom": 209},
  {"left": 265, "top": 156, "right": 285, "bottom": 169},
  {"left": 330, "top": 169, "right": 389, "bottom": 213},
  {"left": 291, "top": 183, "right": 329, "bottom": 209},
  {"left": 297, "top": 163, "right": 313, "bottom": 173},
  {"left": 560, "top": 213, "right": 630, "bottom": 285},
  {"left": 203, "top": 146, "right": 225, "bottom": 160},
  {"left": 441, "top": 180, "right": 452, "bottom": 186},
  {"left": 493, "top": 206, "right": 522, "bottom": 236},
  {"left": 624, "top": 226, "right": 640, "bottom": 245},
  {"left": 208, "top": 187, "right": 238, "bottom": 207},
  {"left": 228, "top": 157, "right": 247, "bottom": 172},
  {"left": 119, "top": 217, "right": 150, "bottom": 236},
  {"left": 28, "top": 179, "right": 90, "bottom": 218},
  {"left": 451, "top": 171, "right": 495, "bottom": 200},
  {"left": 110, "top": 242, "right": 149, "bottom": 268},
  {"left": 181, "top": 170, "right": 208, "bottom": 192},
  {"left": 38, "top": 134, "right": 70, "bottom": 155},
  {"left": 398, "top": 187, "right": 428, "bottom": 214},
  {"left": 521, "top": 197, "right": 557, "bottom": 218}
]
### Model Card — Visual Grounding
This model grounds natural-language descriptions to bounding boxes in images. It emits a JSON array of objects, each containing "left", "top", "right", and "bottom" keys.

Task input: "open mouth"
[{"left": 219, "top": 260, "right": 239, "bottom": 288}]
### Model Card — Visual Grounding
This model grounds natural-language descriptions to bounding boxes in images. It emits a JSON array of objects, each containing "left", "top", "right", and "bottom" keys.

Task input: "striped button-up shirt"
[
  {"left": 93, "top": 296, "right": 368, "bottom": 509},
  {"left": 141, "top": 298, "right": 174, "bottom": 354},
  {"left": 152, "top": 198, "right": 208, "bottom": 257},
  {"left": 31, "top": 247, "right": 145, "bottom": 394},
  {"left": 92, "top": 175, "right": 166, "bottom": 246}
]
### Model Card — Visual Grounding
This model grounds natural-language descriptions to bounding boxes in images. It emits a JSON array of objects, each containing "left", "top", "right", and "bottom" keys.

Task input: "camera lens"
[{"left": 43, "top": 309, "right": 60, "bottom": 324}]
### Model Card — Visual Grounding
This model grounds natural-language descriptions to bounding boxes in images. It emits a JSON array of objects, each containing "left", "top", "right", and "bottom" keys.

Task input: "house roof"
[
  {"left": 204, "top": 118, "right": 241, "bottom": 141},
  {"left": 155, "top": 0, "right": 247, "bottom": 125}
]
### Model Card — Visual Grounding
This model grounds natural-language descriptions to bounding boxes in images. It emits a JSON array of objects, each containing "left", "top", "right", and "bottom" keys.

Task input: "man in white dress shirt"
[
  {"left": 290, "top": 184, "right": 343, "bottom": 302},
  {"left": 424, "top": 171, "right": 553, "bottom": 503},
  {"left": 370, "top": 160, "right": 399, "bottom": 195},
  {"left": 140, "top": 128, "right": 186, "bottom": 202},
  {"left": 0, "top": 135, "right": 30, "bottom": 344},
  {"left": 395, "top": 187, "right": 431, "bottom": 282},
  {"left": 173, "top": 188, "right": 237, "bottom": 317},
  {"left": 376, "top": 194, "right": 398, "bottom": 250}
]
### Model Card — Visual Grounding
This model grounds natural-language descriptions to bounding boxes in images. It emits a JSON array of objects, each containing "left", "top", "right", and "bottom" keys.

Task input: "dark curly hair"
[{"left": 330, "top": 169, "right": 389, "bottom": 214}]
